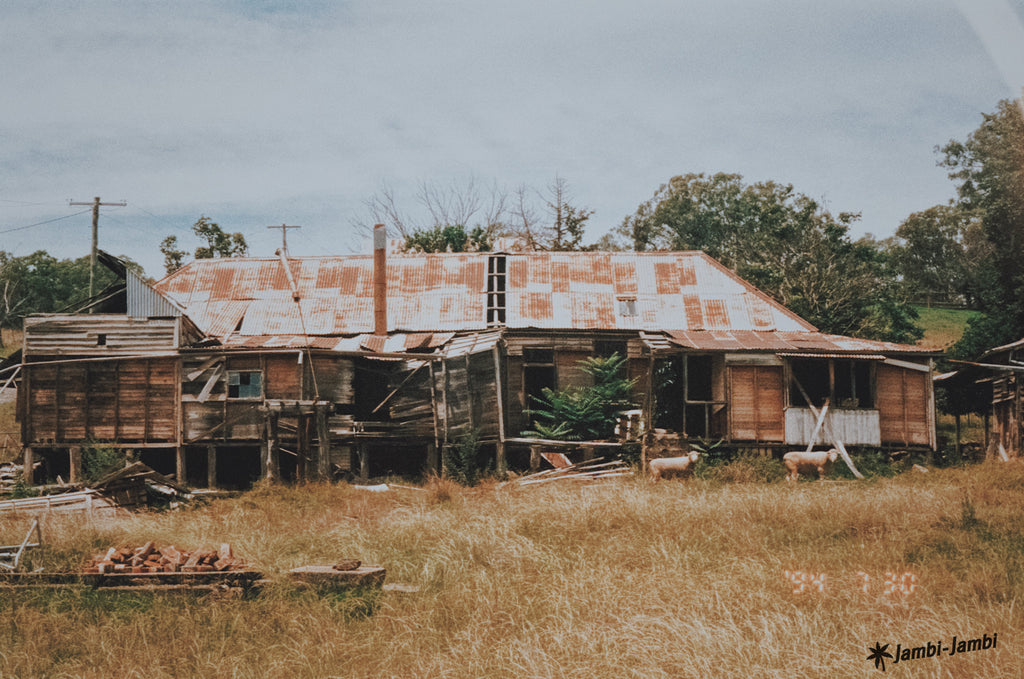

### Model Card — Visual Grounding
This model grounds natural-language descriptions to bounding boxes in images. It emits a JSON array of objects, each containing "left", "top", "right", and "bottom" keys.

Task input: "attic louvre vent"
[{"left": 486, "top": 255, "right": 506, "bottom": 325}]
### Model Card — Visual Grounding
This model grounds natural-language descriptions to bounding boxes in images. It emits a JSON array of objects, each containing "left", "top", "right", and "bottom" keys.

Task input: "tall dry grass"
[{"left": 1, "top": 463, "right": 1023, "bottom": 678}]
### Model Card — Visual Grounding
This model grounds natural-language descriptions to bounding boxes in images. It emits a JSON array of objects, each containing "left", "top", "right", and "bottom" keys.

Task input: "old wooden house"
[
  {"left": 14, "top": 235, "right": 939, "bottom": 487},
  {"left": 937, "top": 337, "right": 1024, "bottom": 459}
]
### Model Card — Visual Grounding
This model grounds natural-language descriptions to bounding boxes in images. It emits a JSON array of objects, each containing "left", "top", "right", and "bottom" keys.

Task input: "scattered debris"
[
  {"left": 0, "top": 518, "right": 42, "bottom": 571},
  {"left": 288, "top": 564, "right": 386, "bottom": 589},
  {"left": 912, "top": 464, "right": 930, "bottom": 473},
  {"left": 0, "top": 489, "right": 117, "bottom": 515},
  {"left": 333, "top": 558, "right": 361, "bottom": 571},
  {"left": 382, "top": 582, "right": 420, "bottom": 594},
  {"left": 83, "top": 542, "right": 246, "bottom": 574},
  {"left": 353, "top": 484, "right": 392, "bottom": 493},
  {"left": 352, "top": 483, "right": 426, "bottom": 493},
  {"left": 503, "top": 457, "right": 632, "bottom": 487},
  {"left": 91, "top": 462, "right": 192, "bottom": 508},
  {"left": 0, "top": 461, "right": 40, "bottom": 493}
]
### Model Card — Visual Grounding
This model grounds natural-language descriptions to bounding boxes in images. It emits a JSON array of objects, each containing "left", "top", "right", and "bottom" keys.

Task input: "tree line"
[{"left": 2, "top": 98, "right": 1021, "bottom": 359}]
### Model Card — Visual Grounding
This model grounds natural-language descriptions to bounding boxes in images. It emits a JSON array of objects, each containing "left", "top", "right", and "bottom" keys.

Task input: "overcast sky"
[{"left": 2, "top": 0, "right": 1023, "bottom": 279}]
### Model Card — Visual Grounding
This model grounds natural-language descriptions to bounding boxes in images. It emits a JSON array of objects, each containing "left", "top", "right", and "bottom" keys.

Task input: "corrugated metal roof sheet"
[
  {"left": 665, "top": 330, "right": 929, "bottom": 355},
  {"left": 153, "top": 251, "right": 928, "bottom": 355}
]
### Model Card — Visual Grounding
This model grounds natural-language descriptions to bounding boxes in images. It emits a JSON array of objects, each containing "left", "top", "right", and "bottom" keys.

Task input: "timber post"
[
  {"left": 206, "top": 445, "right": 217, "bottom": 489},
  {"left": 266, "top": 411, "right": 279, "bottom": 482},
  {"left": 316, "top": 404, "right": 331, "bottom": 480},
  {"left": 176, "top": 446, "right": 186, "bottom": 486},
  {"left": 358, "top": 443, "right": 370, "bottom": 480},
  {"left": 68, "top": 445, "right": 82, "bottom": 485},
  {"left": 492, "top": 344, "right": 507, "bottom": 474},
  {"left": 425, "top": 442, "right": 439, "bottom": 475},
  {"left": 23, "top": 446, "right": 34, "bottom": 485},
  {"left": 297, "top": 414, "right": 309, "bottom": 482}
]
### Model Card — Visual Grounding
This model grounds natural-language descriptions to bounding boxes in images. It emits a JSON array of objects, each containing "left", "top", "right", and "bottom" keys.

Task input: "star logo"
[{"left": 867, "top": 642, "right": 894, "bottom": 671}]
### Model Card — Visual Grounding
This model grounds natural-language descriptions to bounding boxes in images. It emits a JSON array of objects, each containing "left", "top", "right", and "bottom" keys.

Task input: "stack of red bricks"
[{"left": 84, "top": 542, "right": 245, "bottom": 574}]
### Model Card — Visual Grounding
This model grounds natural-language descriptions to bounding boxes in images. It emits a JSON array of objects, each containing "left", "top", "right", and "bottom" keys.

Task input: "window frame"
[{"left": 227, "top": 369, "right": 264, "bottom": 400}]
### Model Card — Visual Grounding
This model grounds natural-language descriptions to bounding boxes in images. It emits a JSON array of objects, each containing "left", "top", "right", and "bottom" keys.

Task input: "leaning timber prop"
[{"left": 792, "top": 378, "right": 864, "bottom": 480}]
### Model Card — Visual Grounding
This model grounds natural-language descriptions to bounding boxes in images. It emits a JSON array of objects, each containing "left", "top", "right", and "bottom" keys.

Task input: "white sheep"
[
  {"left": 649, "top": 450, "right": 701, "bottom": 482},
  {"left": 783, "top": 448, "right": 840, "bottom": 482}
]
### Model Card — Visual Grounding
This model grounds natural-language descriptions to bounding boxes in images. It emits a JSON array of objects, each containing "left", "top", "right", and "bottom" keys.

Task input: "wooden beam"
[
  {"left": 804, "top": 400, "right": 830, "bottom": 453},
  {"left": 791, "top": 374, "right": 864, "bottom": 479},
  {"left": 176, "top": 446, "right": 186, "bottom": 486},
  {"left": 359, "top": 443, "right": 370, "bottom": 481},
  {"left": 316, "top": 405, "right": 331, "bottom": 480},
  {"left": 493, "top": 345, "right": 507, "bottom": 474},
  {"left": 206, "top": 445, "right": 217, "bottom": 489},
  {"left": 186, "top": 356, "right": 222, "bottom": 381},
  {"left": 68, "top": 446, "right": 81, "bottom": 485},
  {"left": 265, "top": 412, "right": 279, "bottom": 482},
  {"left": 22, "top": 447, "right": 34, "bottom": 486},
  {"left": 297, "top": 414, "right": 309, "bottom": 482},
  {"left": 197, "top": 365, "right": 224, "bottom": 403}
]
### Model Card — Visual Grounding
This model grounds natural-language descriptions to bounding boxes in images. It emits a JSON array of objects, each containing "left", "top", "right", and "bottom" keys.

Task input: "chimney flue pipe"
[{"left": 374, "top": 223, "right": 387, "bottom": 337}]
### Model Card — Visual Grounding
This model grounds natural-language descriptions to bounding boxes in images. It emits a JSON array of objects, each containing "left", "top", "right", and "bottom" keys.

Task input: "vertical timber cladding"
[
  {"left": 876, "top": 363, "right": 931, "bottom": 446},
  {"left": 25, "top": 358, "right": 177, "bottom": 444},
  {"left": 728, "top": 365, "right": 785, "bottom": 441},
  {"left": 442, "top": 351, "right": 500, "bottom": 442}
]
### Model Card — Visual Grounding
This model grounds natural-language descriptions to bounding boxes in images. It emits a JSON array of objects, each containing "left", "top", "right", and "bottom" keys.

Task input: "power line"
[{"left": 0, "top": 209, "right": 93, "bottom": 235}]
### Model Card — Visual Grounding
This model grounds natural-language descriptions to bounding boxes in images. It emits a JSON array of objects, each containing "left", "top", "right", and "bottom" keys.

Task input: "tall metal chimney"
[{"left": 373, "top": 223, "right": 387, "bottom": 337}]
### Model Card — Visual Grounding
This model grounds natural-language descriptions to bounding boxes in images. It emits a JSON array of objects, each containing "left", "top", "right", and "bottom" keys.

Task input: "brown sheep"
[
  {"left": 783, "top": 448, "right": 840, "bottom": 481},
  {"left": 649, "top": 450, "right": 701, "bottom": 481}
]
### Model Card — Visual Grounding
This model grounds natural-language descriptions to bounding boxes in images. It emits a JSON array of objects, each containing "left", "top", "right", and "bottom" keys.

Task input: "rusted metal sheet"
[
  {"left": 153, "top": 252, "right": 928, "bottom": 347},
  {"left": 126, "top": 270, "right": 182, "bottom": 319},
  {"left": 666, "top": 330, "right": 928, "bottom": 355}
]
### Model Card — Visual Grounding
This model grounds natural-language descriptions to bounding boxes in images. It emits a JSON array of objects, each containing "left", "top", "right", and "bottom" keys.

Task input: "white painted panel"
[{"left": 785, "top": 408, "right": 882, "bottom": 446}]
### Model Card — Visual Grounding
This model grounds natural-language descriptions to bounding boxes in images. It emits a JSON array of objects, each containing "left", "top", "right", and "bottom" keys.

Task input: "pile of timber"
[
  {"left": 84, "top": 542, "right": 245, "bottom": 574},
  {"left": 0, "top": 462, "right": 34, "bottom": 493},
  {"left": 506, "top": 458, "right": 632, "bottom": 487}
]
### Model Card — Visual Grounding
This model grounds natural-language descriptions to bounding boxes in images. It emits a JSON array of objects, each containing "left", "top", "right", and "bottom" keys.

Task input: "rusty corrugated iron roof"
[
  {"left": 665, "top": 330, "right": 930, "bottom": 355},
  {"left": 153, "top": 251, "right": 927, "bottom": 355}
]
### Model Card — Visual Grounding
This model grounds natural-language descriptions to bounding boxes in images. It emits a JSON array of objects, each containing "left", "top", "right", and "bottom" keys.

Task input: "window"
[
  {"left": 617, "top": 297, "right": 637, "bottom": 317},
  {"left": 486, "top": 255, "right": 506, "bottom": 325},
  {"left": 789, "top": 358, "right": 874, "bottom": 409},
  {"left": 594, "top": 340, "right": 628, "bottom": 359},
  {"left": 522, "top": 348, "right": 555, "bottom": 411},
  {"left": 96, "top": 334, "right": 107, "bottom": 346},
  {"left": 227, "top": 370, "right": 263, "bottom": 399},
  {"left": 834, "top": 359, "right": 873, "bottom": 408}
]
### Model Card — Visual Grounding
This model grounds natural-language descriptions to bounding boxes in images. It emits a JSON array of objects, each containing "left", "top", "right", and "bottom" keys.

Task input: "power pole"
[
  {"left": 69, "top": 196, "right": 127, "bottom": 304},
  {"left": 267, "top": 224, "right": 301, "bottom": 254}
]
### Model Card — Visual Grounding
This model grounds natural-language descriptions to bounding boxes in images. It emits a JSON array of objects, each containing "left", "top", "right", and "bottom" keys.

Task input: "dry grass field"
[{"left": 2, "top": 462, "right": 1022, "bottom": 678}]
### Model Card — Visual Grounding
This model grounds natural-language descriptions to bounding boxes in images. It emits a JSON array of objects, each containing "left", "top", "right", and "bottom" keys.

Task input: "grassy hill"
[{"left": 914, "top": 306, "right": 979, "bottom": 350}]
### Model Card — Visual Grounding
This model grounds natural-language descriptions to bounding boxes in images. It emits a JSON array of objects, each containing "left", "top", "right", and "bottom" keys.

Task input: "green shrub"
[
  {"left": 443, "top": 430, "right": 486, "bottom": 486},
  {"left": 523, "top": 353, "right": 636, "bottom": 441},
  {"left": 698, "top": 452, "right": 786, "bottom": 484},
  {"left": 82, "top": 446, "right": 124, "bottom": 484}
]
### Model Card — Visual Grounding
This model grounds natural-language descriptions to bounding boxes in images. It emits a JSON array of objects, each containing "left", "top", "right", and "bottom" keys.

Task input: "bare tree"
[
  {"left": 356, "top": 175, "right": 594, "bottom": 251},
  {"left": 358, "top": 176, "right": 510, "bottom": 241}
]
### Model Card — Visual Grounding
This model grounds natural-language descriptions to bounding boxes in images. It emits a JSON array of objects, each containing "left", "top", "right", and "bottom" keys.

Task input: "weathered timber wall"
[
  {"left": 24, "top": 315, "right": 181, "bottom": 356},
  {"left": 23, "top": 358, "right": 177, "bottom": 444},
  {"left": 728, "top": 365, "right": 785, "bottom": 442},
  {"left": 876, "top": 363, "right": 931, "bottom": 446},
  {"left": 181, "top": 352, "right": 355, "bottom": 442},
  {"left": 441, "top": 352, "right": 499, "bottom": 442}
]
